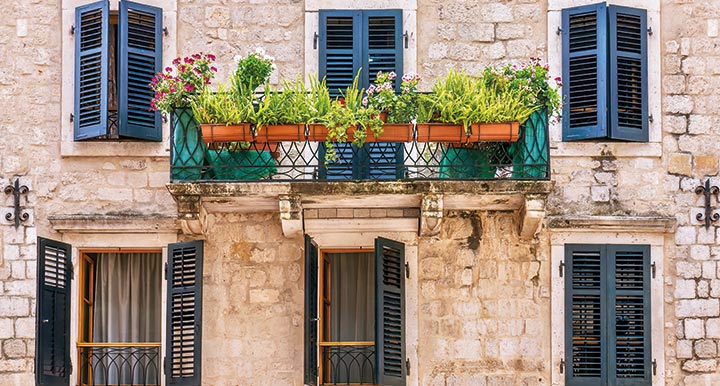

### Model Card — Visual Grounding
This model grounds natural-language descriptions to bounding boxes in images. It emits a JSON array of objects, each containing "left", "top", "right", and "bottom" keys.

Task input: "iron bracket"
[
  {"left": 694, "top": 179, "right": 719, "bottom": 229},
  {"left": 4, "top": 177, "right": 29, "bottom": 229}
]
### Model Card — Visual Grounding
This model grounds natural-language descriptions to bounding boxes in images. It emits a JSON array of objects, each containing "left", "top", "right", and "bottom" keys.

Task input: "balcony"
[
  {"left": 77, "top": 343, "right": 161, "bottom": 386},
  {"left": 168, "top": 111, "right": 549, "bottom": 183}
]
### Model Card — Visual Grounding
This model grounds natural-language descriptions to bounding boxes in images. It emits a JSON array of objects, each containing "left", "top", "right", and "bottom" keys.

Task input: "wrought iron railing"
[
  {"left": 77, "top": 343, "right": 160, "bottom": 386},
  {"left": 169, "top": 109, "right": 549, "bottom": 182},
  {"left": 320, "top": 342, "right": 376, "bottom": 385}
]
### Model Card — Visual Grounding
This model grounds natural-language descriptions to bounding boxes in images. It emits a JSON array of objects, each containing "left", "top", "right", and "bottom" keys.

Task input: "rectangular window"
[
  {"left": 561, "top": 3, "right": 648, "bottom": 142},
  {"left": 565, "top": 244, "right": 652, "bottom": 386},
  {"left": 318, "top": 10, "right": 404, "bottom": 180},
  {"left": 74, "top": 1, "right": 162, "bottom": 141},
  {"left": 304, "top": 236, "right": 406, "bottom": 386}
]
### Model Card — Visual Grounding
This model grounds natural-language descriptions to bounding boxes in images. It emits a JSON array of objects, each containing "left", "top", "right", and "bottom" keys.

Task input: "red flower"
[
  {"left": 192, "top": 53, "right": 201, "bottom": 60},
  {"left": 338, "top": 97, "right": 345, "bottom": 106},
  {"left": 185, "top": 84, "right": 195, "bottom": 92},
  {"left": 210, "top": 66, "right": 217, "bottom": 72},
  {"left": 172, "top": 57, "right": 181, "bottom": 65},
  {"left": 207, "top": 54, "right": 216, "bottom": 61}
]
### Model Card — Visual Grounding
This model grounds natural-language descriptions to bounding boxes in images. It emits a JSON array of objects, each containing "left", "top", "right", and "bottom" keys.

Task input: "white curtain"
[
  {"left": 328, "top": 252, "right": 375, "bottom": 383},
  {"left": 93, "top": 252, "right": 161, "bottom": 385}
]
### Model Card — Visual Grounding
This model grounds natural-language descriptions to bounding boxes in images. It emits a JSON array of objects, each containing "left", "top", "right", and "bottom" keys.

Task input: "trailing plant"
[{"left": 150, "top": 53, "right": 217, "bottom": 114}]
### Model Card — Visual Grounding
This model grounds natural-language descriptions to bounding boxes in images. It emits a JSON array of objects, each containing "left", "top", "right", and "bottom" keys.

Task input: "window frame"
[
  {"left": 60, "top": 0, "right": 177, "bottom": 157},
  {"left": 550, "top": 231, "right": 665, "bottom": 386},
  {"left": 548, "top": 0, "right": 661, "bottom": 156}
]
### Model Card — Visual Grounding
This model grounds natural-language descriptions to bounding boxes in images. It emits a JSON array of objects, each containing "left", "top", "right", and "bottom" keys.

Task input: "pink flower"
[
  {"left": 210, "top": 66, "right": 217, "bottom": 72},
  {"left": 388, "top": 71, "right": 396, "bottom": 80},
  {"left": 207, "top": 54, "right": 216, "bottom": 61},
  {"left": 362, "top": 97, "right": 368, "bottom": 106},
  {"left": 367, "top": 84, "right": 376, "bottom": 95},
  {"left": 185, "top": 84, "right": 195, "bottom": 92},
  {"left": 172, "top": 57, "right": 181, "bottom": 65},
  {"left": 192, "top": 53, "right": 201, "bottom": 60},
  {"left": 554, "top": 77, "right": 562, "bottom": 83},
  {"left": 165, "top": 67, "right": 172, "bottom": 72},
  {"left": 184, "top": 57, "right": 195, "bottom": 65}
]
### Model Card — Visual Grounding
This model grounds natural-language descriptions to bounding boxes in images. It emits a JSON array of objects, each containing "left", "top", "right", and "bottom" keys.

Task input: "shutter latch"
[
  {"left": 405, "top": 358, "right": 410, "bottom": 376},
  {"left": 163, "top": 27, "right": 168, "bottom": 36},
  {"left": 71, "top": 25, "right": 75, "bottom": 35},
  {"left": 556, "top": 27, "right": 562, "bottom": 35},
  {"left": 403, "top": 31, "right": 409, "bottom": 49},
  {"left": 651, "top": 262, "right": 656, "bottom": 278},
  {"left": 647, "top": 27, "right": 653, "bottom": 36},
  {"left": 164, "top": 262, "right": 168, "bottom": 281},
  {"left": 405, "top": 261, "right": 410, "bottom": 279},
  {"left": 559, "top": 260, "right": 565, "bottom": 277},
  {"left": 652, "top": 359, "right": 657, "bottom": 375},
  {"left": 313, "top": 32, "right": 319, "bottom": 50},
  {"left": 559, "top": 358, "right": 565, "bottom": 374}
]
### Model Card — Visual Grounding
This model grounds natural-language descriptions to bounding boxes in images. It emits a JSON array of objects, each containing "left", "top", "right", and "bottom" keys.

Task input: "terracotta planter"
[
  {"left": 307, "top": 124, "right": 329, "bottom": 141},
  {"left": 200, "top": 123, "right": 253, "bottom": 144},
  {"left": 468, "top": 122, "right": 520, "bottom": 142},
  {"left": 415, "top": 123, "right": 468, "bottom": 143},
  {"left": 363, "top": 123, "right": 413, "bottom": 142},
  {"left": 255, "top": 124, "right": 306, "bottom": 142}
]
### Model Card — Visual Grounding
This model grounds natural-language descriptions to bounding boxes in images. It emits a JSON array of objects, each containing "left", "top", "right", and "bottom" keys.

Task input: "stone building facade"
[{"left": 0, "top": 0, "right": 719, "bottom": 386}]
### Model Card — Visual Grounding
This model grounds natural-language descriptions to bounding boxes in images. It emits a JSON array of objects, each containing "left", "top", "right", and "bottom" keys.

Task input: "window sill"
[
  {"left": 60, "top": 140, "right": 170, "bottom": 158},
  {"left": 550, "top": 141, "right": 662, "bottom": 158}
]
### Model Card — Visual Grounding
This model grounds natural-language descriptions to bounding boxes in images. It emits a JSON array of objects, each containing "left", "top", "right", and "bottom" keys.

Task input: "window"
[
  {"left": 305, "top": 236, "right": 406, "bottom": 386},
  {"left": 35, "top": 238, "right": 204, "bottom": 386},
  {"left": 564, "top": 244, "right": 652, "bottom": 386},
  {"left": 317, "top": 10, "right": 404, "bottom": 180},
  {"left": 74, "top": 1, "right": 162, "bottom": 141},
  {"left": 561, "top": 3, "right": 648, "bottom": 142}
]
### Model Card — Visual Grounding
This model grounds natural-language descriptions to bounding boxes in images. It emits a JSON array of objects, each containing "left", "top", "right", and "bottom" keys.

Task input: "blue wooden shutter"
[
  {"left": 166, "top": 241, "right": 203, "bottom": 386},
  {"left": 74, "top": 1, "right": 109, "bottom": 140},
  {"left": 375, "top": 237, "right": 405, "bottom": 386},
  {"left": 304, "top": 235, "right": 319, "bottom": 386},
  {"left": 608, "top": 245, "right": 651, "bottom": 386},
  {"left": 562, "top": 3, "right": 608, "bottom": 141},
  {"left": 36, "top": 237, "right": 72, "bottom": 386},
  {"left": 565, "top": 244, "right": 606, "bottom": 386},
  {"left": 608, "top": 6, "right": 648, "bottom": 141},
  {"left": 319, "top": 10, "right": 361, "bottom": 97},
  {"left": 118, "top": 1, "right": 162, "bottom": 141}
]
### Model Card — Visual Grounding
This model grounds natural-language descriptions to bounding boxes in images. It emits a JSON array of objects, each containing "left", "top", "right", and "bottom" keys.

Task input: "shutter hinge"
[
  {"left": 405, "top": 358, "right": 410, "bottom": 376},
  {"left": 405, "top": 261, "right": 410, "bottom": 279},
  {"left": 70, "top": 113, "right": 74, "bottom": 122},
  {"left": 651, "top": 262, "right": 656, "bottom": 278},
  {"left": 403, "top": 31, "right": 409, "bottom": 49},
  {"left": 559, "top": 358, "right": 565, "bottom": 374},
  {"left": 559, "top": 260, "right": 565, "bottom": 277},
  {"left": 163, "top": 27, "right": 168, "bottom": 36},
  {"left": 556, "top": 27, "right": 562, "bottom": 35},
  {"left": 163, "top": 357, "right": 167, "bottom": 375},
  {"left": 313, "top": 32, "right": 318, "bottom": 50},
  {"left": 647, "top": 27, "right": 653, "bottom": 36},
  {"left": 648, "top": 113, "right": 654, "bottom": 123},
  {"left": 652, "top": 359, "right": 657, "bottom": 375},
  {"left": 71, "top": 25, "right": 75, "bottom": 35},
  {"left": 164, "top": 262, "right": 168, "bottom": 281}
]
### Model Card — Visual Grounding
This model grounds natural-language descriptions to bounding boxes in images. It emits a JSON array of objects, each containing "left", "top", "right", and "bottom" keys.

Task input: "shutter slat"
[
  {"left": 74, "top": 1, "right": 108, "bottom": 140},
  {"left": 118, "top": 1, "right": 162, "bottom": 141},
  {"left": 166, "top": 241, "right": 203, "bottom": 386},
  {"left": 375, "top": 237, "right": 406, "bottom": 386},
  {"left": 304, "top": 236, "right": 319, "bottom": 386},
  {"left": 36, "top": 237, "right": 72, "bottom": 386}
]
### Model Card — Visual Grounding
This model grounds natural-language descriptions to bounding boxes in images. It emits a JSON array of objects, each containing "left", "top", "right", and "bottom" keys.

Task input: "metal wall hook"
[
  {"left": 695, "top": 178, "right": 719, "bottom": 229},
  {"left": 4, "top": 177, "right": 30, "bottom": 229}
]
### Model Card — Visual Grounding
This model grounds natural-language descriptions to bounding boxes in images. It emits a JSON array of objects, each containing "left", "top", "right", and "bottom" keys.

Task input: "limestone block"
[
  {"left": 0, "top": 298, "right": 29, "bottom": 317},
  {"left": 15, "top": 317, "right": 35, "bottom": 338},
  {"left": 676, "top": 279, "right": 697, "bottom": 299},
  {"left": 665, "top": 115, "right": 688, "bottom": 134},
  {"left": 676, "top": 227, "right": 698, "bottom": 246},
  {"left": 682, "top": 57, "right": 707, "bottom": 75},
  {"left": 2, "top": 339, "right": 26, "bottom": 358},
  {"left": 664, "top": 74, "right": 686, "bottom": 94},
  {"left": 703, "top": 262, "right": 717, "bottom": 280},
  {"left": 0, "top": 318, "right": 13, "bottom": 339},
  {"left": 694, "top": 155, "right": 718, "bottom": 175},
  {"left": 458, "top": 24, "right": 494, "bottom": 42},
  {"left": 0, "top": 359, "right": 30, "bottom": 373},
  {"left": 694, "top": 339, "right": 717, "bottom": 358},
  {"left": 666, "top": 40, "right": 680, "bottom": 54},
  {"left": 682, "top": 359, "right": 717, "bottom": 373},
  {"left": 678, "top": 339, "right": 694, "bottom": 358},
  {"left": 685, "top": 318, "right": 706, "bottom": 339},
  {"left": 591, "top": 186, "right": 610, "bottom": 202},
  {"left": 669, "top": 153, "right": 693, "bottom": 176},
  {"left": 496, "top": 24, "right": 525, "bottom": 40},
  {"left": 710, "top": 280, "right": 720, "bottom": 298},
  {"left": 676, "top": 299, "right": 720, "bottom": 318},
  {"left": 706, "top": 318, "right": 720, "bottom": 338},
  {"left": 4, "top": 280, "right": 34, "bottom": 296},
  {"left": 696, "top": 227, "right": 716, "bottom": 245},
  {"left": 697, "top": 280, "right": 710, "bottom": 298},
  {"left": 691, "top": 245, "right": 711, "bottom": 260},
  {"left": 664, "top": 95, "right": 694, "bottom": 114},
  {"left": 682, "top": 374, "right": 720, "bottom": 386}
]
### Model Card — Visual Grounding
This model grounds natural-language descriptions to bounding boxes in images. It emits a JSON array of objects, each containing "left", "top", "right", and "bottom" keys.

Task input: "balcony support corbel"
[
  {"left": 518, "top": 194, "right": 546, "bottom": 240},
  {"left": 176, "top": 195, "right": 204, "bottom": 236},
  {"left": 279, "top": 194, "right": 303, "bottom": 238},
  {"left": 420, "top": 193, "right": 443, "bottom": 237}
]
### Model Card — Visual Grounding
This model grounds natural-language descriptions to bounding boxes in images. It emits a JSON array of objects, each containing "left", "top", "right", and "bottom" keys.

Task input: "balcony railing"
[
  {"left": 77, "top": 343, "right": 161, "bottom": 386},
  {"left": 320, "top": 342, "right": 376, "bottom": 385},
  {"left": 169, "top": 110, "right": 549, "bottom": 182}
]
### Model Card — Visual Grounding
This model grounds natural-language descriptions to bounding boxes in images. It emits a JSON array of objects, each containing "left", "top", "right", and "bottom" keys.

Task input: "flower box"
[
  {"left": 200, "top": 123, "right": 253, "bottom": 144},
  {"left": 357, "top": 124, "right": 413, "bottom": 142},
  {"left": 415, "top": 123, "right": 468, "bottom": 143},
  {"left": 307, "top": 124, "right": 330, "bottom": 142},
  {"left": 468, "top": 122, "right": 520, "bottom": 142},
  {"left": 255, "top": 124, "right": 306, "bottom": 142}
]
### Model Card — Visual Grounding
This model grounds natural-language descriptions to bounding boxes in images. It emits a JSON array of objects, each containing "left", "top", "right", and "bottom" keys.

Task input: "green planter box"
[
  {"left": 206, "top": 149, "right": 277, "bottom": 180},
  {"left": 439, "top": 146, "right": 496, "bottom": 179},
  {"left": 171, "top": 108, "right": 206, "bottom": 181}
]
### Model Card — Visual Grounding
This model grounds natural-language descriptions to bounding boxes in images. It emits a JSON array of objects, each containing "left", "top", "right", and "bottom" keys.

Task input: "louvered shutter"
[
  {"left": 609, "top": 245, "right": 651, "bottom": 386},
  {"left": 319, "top": 10, "right": 361, "bottom": 97},
  {"left": 562, "top": 3, "right": 608, "bottom": 141},
  {"left": 36, "top": 237, "right": 72, "bottom": 386},
  {"left": 608, "top": 6, "right": 648, "bottom": 141},
  {"left": 166, "top": 241, "right": 203, "bottom": 386},
  {"left": 118, "top": 1, "right": 162, "bottom": 141},
  {"left": 74, "top": 1, "right": 109, "bottom": 140},
  {"left": 565, "top": 245, "right": 606, "bottom": 386},
  {"left": 375, "top": 237, "right": 405, "bottom": 386},
  {"left": 304, "top": 235, "right": 319, "bottom": 386}
]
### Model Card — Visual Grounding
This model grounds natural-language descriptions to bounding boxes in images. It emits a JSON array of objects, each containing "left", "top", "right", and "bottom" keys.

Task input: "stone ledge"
[
  {"left": 547, "top": 215, "right": 676, "bottom": 233},
  {"left": 49, "top": 214, "right": 179, "bottom": 234}
]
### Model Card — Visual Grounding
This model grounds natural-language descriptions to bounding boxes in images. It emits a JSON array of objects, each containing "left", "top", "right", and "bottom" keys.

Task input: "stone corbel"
[
  {"left": 518, "top": 194, "right": 546, "bottom": 240},
  {"left": 420, "top": 193, "right": 443, "bottom": 237},
  {"left": 279, "top": 194, "right": 303, "bottom": 238},
  {"left": 176, "top": 195, "right": 203, "bottom": 236}
]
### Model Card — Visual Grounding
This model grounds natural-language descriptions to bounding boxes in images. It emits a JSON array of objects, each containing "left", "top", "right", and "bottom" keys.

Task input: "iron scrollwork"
[
  {"left": 694, "top": 179, "right": 719, "bottom": 229},
  {"left": 4, "top": 178, "right": 29, "bottom": 229}
]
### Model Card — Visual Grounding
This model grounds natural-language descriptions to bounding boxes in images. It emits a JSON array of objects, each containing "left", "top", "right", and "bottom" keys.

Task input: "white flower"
[
  {"left": 254, "top": 47, "right": 266, "bottom": 56},
  {"left": 233, "top": 54, "right": 242, "bottom": 64}
]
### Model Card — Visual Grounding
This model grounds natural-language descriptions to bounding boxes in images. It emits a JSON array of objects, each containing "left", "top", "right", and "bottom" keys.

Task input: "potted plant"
[
  {"left": 363, "top": 71, "right": 419, "bottom": 142},
  {"left": 254, "top": 78, "right": 312, "bottom": 142},
  {"left": 150, "top": 53, "right": 217, "bottom": 180}
]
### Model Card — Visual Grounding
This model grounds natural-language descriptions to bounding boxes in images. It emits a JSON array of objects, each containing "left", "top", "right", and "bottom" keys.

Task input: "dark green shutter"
[
  {"left": 562, "top": 3, "right": 608, "bottom": 141},
  {"left": 608, "top": 6, "right": 648, "bottom": 141},
  {"left": 36, "top": 237, "right": 72, "bottom": 386},
  {"left": 565, "top": 244, "right": 605, "bottom": 386},
  {"left": 166, "top": 241, "right": 203, "bottom": 386},
  {"left": 74, "top": 1, "right": 108, "bottom": 140},
  {"left": 609, "top": 245, "right": 651, "bottom": 385},
  {"left": 304, "top": 235, "right": 319, "bottom": 385},
  {"left": 118, "top": 1, "right": 162, "bottom": 141},
  {"left": 375, "top": 237, "right": 405, "bottom": 386}
]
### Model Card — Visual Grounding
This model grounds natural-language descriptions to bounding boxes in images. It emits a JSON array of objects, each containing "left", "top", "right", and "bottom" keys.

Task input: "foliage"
[
  {"left": 308, "top": 77, "right": 331, "bottom": 124},
  {"left": 364, "top": 71, "right": 421, "bottom": 123},
  {"left": 190, "top": 84, "right": 254, "bottom": 125},
  {"left": 255, "top": 77, "right": 313, "bottom": 127},
  {"left": 231, "top": 48, "right": 275, "bottom": 97},
  {"left": 150, "top": 53, "right": 217, "bottom": 114}
]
